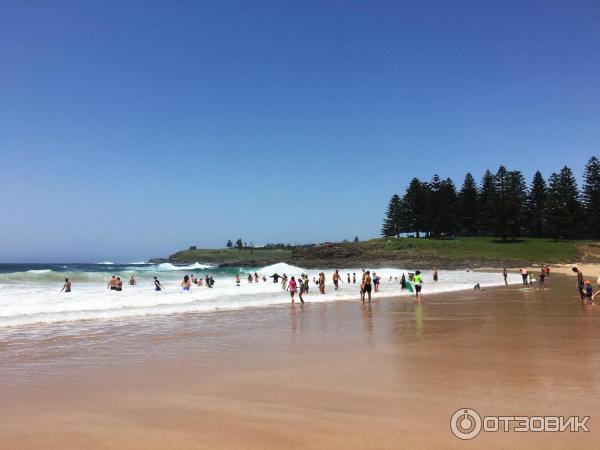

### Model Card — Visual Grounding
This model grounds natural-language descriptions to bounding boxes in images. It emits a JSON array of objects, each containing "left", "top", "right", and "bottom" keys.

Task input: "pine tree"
[
  {"left": 403, "top": 178, "right": 429, "bottom": 238},
  {"left": 456, "top": 173, "right": 479, "bottom": 236},
  {"left": 426, "top": 175, "right": 457, "bottom": 236},
  {"left": 527, "top": 171, "right": 547, "bottom": 237},
  {"left": 381, "top": 194, "right": 403, "bottom": 237},
  {"left": 582, "top": 156, "right": 600, "bottom": 238},
  {"left": 425, "top": 175, "right": 443, "bottom": 237},
  {"left": 440, "top": 177, "right": 458, "bottom": 235},
  {"left": 505, "top": 170, "right": 527, "bottom": 238},
  {"left": 545, "top": 166, "right": 581, "bottom": 239},
  {"left": 235, "top": 238, "right": 243, "bottom": 249},
  {"left": 226, "top": 239, "right": 233, "bottom": 248},
  {"left": 479, "top": 170, "right": 497, "bottom": 236}
]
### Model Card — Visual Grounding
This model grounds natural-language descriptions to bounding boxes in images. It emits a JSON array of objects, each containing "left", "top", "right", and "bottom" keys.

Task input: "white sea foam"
[
  {"left": 0, "top": 264, "right": 522, "bottom": 329},
  {"left": 26, "top": 269, "right": 53, "bottom": 274},
  {"left": 157, "top": 262, "right": 214, "bottom": 271},
  {"left": 257, "top": 262, "right": 306, "bottom": 275},
  {"left": 97, "top": 261, "right": 114, "bottom": 265}
]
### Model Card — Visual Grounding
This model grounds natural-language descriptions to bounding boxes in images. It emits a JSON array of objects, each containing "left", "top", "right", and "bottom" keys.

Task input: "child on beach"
[
  {"left": 572, "top": 267, "right": 585, "bottom": 300},
  {"left": 585, "top": 281, "right": 593, "bottom": 302},
  {"left": 289, "top": 276, "right": 297, "bottom": 303}
]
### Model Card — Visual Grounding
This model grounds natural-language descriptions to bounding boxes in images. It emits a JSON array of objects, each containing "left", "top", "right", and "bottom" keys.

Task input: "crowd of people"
[
  {"left": 58, "top": 267, "right": 430, "bottom": 303},
  {"left": 514, "top": 265, "right": 551, "bottom": 289},
  {"left": 58, "top": 265, "right": 600, "bottom": 305}
]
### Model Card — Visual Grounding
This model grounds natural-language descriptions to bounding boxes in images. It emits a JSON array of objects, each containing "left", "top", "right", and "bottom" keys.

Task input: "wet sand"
[{"left": 1, "top": 274, "right": 599, "bottom": 449}]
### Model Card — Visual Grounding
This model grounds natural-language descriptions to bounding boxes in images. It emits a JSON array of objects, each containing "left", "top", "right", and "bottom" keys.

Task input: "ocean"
[{"left": 0, "top": 262, "right": 520, "bottom": 328}]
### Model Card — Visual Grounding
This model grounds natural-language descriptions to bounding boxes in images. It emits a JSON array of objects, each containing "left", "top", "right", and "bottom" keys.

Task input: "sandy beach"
[{"left": 1, "top": 274, "right": 599, "bottom": 449}]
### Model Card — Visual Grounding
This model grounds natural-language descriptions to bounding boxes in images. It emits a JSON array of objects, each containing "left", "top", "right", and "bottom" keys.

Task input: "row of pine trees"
[{"left": 382, "top": 156, "right": 600, "bottom": 240}]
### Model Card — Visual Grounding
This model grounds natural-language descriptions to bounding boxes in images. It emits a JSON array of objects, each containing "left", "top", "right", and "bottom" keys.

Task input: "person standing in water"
[
  {"left": 247, "top": 274, "right": 253, "bottom": 283},
  {"left": 503, "top": 268, "right": 508, "bottom": 286},
  {"left": 129, "top": 275, "right": 137, "bottom": 286},
  {"left": 288, "top": 276, "right": 298, "bottom": 303},
  {"left": 352, "top": 273, "right": 356, "bottom": 284},
  {"left": 361, "top": 271, "right": 372, "bottom": 303},
  {"left": 270, "top": 273, "right": 281, "bottom": 283},
  {"left": 297, "top": 276, "right": 306, "bottom": 303},
  {"left": 107, "top": 275, "right": 118, "bottom": 290},
  {"left": 60, "top": 278, "right": 71, "bottom": 293},
  {"left": 154, "top": 276, "right": 164, "bottom": 291},
  {"left": 319, "top": 272, "right": 325, "bottom": 294},
  {"left": 572, "top": 267, "right": 585, "bottom": 300},
  {"left": 282, "top": 274, "right": 288, "bottom": 290},
  {"left": 235, "top": 274, "right": 241, "bottom": 286},
  {"left": 182, "top": 275, "right": 191, "bottom": 291},
  {"left": 373, "top": 272, "right": 380, "bottom": 292},
  {"left": 413, "top": 270, "right": 423, "bottom": 303},
  {"left": 520, "top": 268, "right": 528, "bottom": 286},
  {"left": 333, "top": 270, "right": 342, "bottom": 290},
  {"left": 347, "top": 273, "right": 351, "bottom": 283},
  {"left": 538, "top": 270, "right": 546, "bottom": 290},
  {"left": 433, "top": 268, "right": 438, "bottom": 282},
  {"left": 116, "top": 277, "right": 123, "bottom": 291},
  {"left": 400, "top": 273, "right": 406, "bottom": 290}
]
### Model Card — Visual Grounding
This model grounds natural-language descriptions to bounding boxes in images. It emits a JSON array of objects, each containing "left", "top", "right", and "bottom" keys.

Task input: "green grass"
[
  {"left": 370, "top": 237, "right": 591, "bottom": 263},
  {"left": 167, "top": 247, "right": 292, "bottom": 264}
]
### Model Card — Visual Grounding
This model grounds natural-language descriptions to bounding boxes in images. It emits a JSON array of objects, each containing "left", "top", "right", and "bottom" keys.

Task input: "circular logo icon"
[{"left": 450, "top": 408, "right": 482, "bottom": 440}]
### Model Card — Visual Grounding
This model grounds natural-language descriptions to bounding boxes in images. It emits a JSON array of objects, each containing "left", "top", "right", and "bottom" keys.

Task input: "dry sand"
[{"left": 1, "top": 274, "right": 599, "bottom": 449}]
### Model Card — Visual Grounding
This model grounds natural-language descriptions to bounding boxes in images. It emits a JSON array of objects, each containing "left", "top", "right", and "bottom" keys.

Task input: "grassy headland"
[
  {"left": 151, "top": 238, "right": 600, "bottom": 269},
  {"left": 150, "top": 247, "right": 293, "bottom": 266}
]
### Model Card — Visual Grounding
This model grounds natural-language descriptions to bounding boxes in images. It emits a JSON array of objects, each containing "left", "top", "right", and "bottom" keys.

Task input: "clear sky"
[{"left": 1, "top": 0, "right": 599, "bottom": 262}]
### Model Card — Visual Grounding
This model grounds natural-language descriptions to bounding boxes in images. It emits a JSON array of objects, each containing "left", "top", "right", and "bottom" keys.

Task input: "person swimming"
[
  {"left": 154, "top": 276, "right": 164, "bottom": 292},
  {"left": 107, "top": 275, "right": 118, "bottom": 291},
  {"left": 182, "top": 275, "right": 191, "bottom": 291},
  {"left": 60, "top": 278, "right": 71, "bottom": 293}
]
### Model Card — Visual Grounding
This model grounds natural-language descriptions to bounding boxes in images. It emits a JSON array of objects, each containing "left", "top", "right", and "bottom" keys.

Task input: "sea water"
[{"left": 0, "top": 262, "right": 521, "bottom": 328}]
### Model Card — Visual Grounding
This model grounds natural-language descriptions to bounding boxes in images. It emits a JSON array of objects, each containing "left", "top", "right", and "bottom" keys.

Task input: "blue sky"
[{"left": 1, "top": 0, "right": 599, "bottom": 262}]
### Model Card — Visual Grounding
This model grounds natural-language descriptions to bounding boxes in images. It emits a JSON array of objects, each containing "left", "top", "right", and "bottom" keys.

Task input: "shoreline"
[{"left": 3, "top": 274, "right": 600, "bottom": 448}]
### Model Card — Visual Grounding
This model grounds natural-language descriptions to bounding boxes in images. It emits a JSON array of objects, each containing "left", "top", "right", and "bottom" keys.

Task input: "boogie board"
[{"left": 405, "top": 283, "right": 414, "bottom": 293}]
